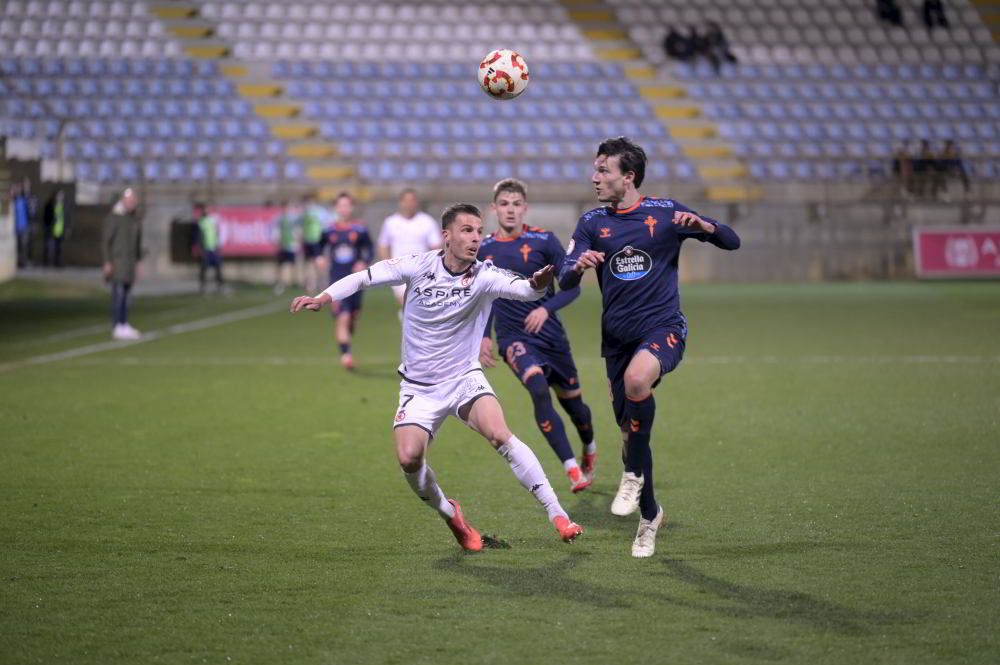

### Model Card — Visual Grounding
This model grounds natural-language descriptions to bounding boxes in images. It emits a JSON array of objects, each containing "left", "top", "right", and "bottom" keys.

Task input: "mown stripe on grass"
[{"left": 0, "top": 302, "right": 286, "bottom": 374}]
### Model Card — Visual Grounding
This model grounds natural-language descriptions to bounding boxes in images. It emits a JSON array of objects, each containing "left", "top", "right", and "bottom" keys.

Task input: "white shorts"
[
  {"left": 391, "top": 284, "right": 406, "bottom": 301},
  {"left": 393, "top": 371, "right": 496, "bottom": 437}
]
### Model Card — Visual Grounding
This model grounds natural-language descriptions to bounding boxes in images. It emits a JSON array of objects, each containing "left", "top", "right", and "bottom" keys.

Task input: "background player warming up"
[
  {"left": 319, "top": 192, "right": 372, "bottom": 370},
  {"left": 291, "top": 203, "right": 583, "bottom": 551},
  {"left": 378, "top": 188, "right": 442, "bottom": 316},
  {"left": 560, "top": 137, "right": 741, "bottom": 558},
  {"left": 479, "top": 178, "right": 599, "bottom": 493}
]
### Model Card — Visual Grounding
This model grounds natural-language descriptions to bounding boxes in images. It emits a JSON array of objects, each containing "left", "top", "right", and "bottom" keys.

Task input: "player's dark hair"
[
  {"left": 597, "top": 136, "right": 647, "bottom": 188},
  {"left": 441, "top": 203, "right": 482, "bottom": 229},
  {"left": 334, "top": 191, "right": 353, "bottom": 203},
  {"left": 398, "top": 188, "right": 418, "bottom": 200},
  {"left": 492, "top": 178, "right": 528, "bottom": 202}
]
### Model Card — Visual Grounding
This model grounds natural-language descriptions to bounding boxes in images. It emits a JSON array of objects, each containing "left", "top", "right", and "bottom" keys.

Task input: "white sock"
[
  {"left": 583, "top": 441, "right": 597, "bottom": 455},
  {"left": 496, "top": 435, "right": 568, "bottom": 522},
  {"left": 402, "top": 463, "right": 455, "bottom": 519},
  {"left": 563, "top": 458, "right": 580, "bottom": 472}
]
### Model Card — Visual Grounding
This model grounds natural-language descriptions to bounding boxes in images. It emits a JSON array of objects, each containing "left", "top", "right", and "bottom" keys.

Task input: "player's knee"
[
  {"left": 623, "top": 369, "right": 653, "bottom": 400},
  {"left": 522, "top": 369, "right": 550, "bottom": 403},
  {"left": 482, "top": 426, "right": 513, "bottom": 449},
  {"left": 395, "top": 441, "right": 425, "bottom": 470}
]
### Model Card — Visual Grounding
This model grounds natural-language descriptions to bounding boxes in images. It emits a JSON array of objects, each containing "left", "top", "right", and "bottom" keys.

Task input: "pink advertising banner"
[
  {"left": 913, "top": 227, "right": 1000, "bottom": 278},
  {"left": 210, "top": 206, "right": 282, "bottom": 257}
]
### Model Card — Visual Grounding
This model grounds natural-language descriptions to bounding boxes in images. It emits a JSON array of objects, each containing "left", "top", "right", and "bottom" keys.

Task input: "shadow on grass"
[
  {"left": 434, "top": 544, "right": 918, "bottom": 636},
  {"left": 434, "top": 549, "right": 636, "bottom": 610},
  {"left": 654, "top": 557, "right": 918, "bottom": 636}
]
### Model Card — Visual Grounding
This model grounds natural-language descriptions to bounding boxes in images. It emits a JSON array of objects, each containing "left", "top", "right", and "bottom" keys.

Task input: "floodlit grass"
[{"left": 1, "top": 279, "right": 998, "bottom": 664}]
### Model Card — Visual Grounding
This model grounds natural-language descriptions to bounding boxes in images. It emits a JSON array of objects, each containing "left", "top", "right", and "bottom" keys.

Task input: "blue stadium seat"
[
  {"left": 190, "top": 161, "right": 209, "bottom": 181},
  {"left": 213, "top": 161, "right": 232, "bottom": 181},
  {"left": 143, "top": 161, "right": 161, "bottom": 181},
  {"left": 118, "top": 161, "right": 139, "bottom": 182}
]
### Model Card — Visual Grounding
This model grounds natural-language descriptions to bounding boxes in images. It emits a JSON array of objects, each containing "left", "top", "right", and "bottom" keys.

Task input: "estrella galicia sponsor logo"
[{"left": 609, "top": 246, "right": 652, "bottom": 281}]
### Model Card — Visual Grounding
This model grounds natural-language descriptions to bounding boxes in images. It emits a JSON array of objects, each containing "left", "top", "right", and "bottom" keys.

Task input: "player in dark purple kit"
[
  {"left": 559, "top": 137, "right": 741, "bottom": 558},
  {"left": 321, "top": 192, "right": 373, "bottom": 370},
  {"left": 479, "top": 179, "right": 599, "bottom": 492}
]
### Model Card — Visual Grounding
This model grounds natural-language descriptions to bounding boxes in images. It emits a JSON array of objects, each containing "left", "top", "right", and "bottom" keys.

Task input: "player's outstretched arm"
[
  {"left": 487, "top": 264, "right": 550, "bottom": 302},
  {"left": 290, "top": 257, "right": 409, "bottom": 313}
]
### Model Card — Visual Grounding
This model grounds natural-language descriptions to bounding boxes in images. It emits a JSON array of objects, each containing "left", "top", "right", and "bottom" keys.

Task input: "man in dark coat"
[{"left": 101, "top": 187, "right": 144, "bottom": 340}]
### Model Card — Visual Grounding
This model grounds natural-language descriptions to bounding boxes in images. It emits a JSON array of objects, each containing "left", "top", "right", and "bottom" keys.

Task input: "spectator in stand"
[
  {"left": 923, "top": 0, "right": 949, "bottom": 30},
  {"left": 42, "top": 188, "right": 70, "bottom": 268},
  {"left": 877, "top": 0, "right": 905, "bottom": 28},
  {"left": 663, "top": 26, "right": 695, "bottom": 62},
  {"left": 892, "top": 141, "right": 914, "bottom": 196},
  {"left": 102, "top": 187, "right": 144, "bottom": 341},
  {"left": 702, "top": 21, "right": 738, "bottom": 74},
  {"left": 938, "top": 140, "right": 969, "bottom": 195}
]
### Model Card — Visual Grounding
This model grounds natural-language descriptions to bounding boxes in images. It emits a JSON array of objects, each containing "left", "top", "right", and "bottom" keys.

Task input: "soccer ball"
[{"left": 478, "top": 49, "right": 530, "bottom": 100}]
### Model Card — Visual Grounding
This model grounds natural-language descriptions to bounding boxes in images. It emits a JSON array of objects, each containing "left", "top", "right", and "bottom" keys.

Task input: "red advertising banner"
[
  {"left": 210, "top": 206, "right": 282, "bottom": 257},
  {"left": 913, "top": 227, "right": 1000, "bottom": 278}
]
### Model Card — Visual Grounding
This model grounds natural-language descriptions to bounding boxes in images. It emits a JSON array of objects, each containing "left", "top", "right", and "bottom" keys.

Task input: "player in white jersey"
[
  {"left": 377, "top": 189, "right": 442, "bottom": 307},
  {"left": 291, "top": 204, "right": 583, "bottom": 551}
]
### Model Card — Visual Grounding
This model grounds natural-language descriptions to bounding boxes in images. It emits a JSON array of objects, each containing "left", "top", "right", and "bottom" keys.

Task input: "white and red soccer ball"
[{"left": 478, "top": 49, "right": 530, "bottom": 100}]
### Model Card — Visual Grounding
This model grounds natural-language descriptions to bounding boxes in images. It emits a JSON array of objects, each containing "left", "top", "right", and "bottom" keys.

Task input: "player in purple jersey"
[
  {"left": 319, "top": 192, "right": 373, "bottom": 370},
  {"left": 559, "top": 137, "right": 741, "bottom": 557},
  {"left": 478, "top": 179, "right": 598, "bottom": 493}
]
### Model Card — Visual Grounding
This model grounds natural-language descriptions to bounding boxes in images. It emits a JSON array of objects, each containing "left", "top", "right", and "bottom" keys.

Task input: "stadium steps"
[
  {"left": 559, "top": 0, "right": 760, "bottom": 202},
  {"left": 144, "top": 0, "right": 360, "bottom": 192},
  {"left": 149, "top": 4, "right": 198, "bottom": 20},
  {"left": 970, "top": 0, "right": 1000, "bottom": 41}
]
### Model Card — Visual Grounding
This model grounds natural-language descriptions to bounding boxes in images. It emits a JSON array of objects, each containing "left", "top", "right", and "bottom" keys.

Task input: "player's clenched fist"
[
  {"left": 672, "top": 211, "right": 715, "bottom": 234},
  {"left": 573, "top": 250, "right": 605, "bottom": 274}
]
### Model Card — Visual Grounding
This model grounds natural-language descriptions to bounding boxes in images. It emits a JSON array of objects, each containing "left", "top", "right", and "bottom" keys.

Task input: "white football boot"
[
  {"left": 610, "top": 471, "right": 643, "bottom": 516},
  {"left": 631, "top": 505, "right": 664, "bottom": 558}
]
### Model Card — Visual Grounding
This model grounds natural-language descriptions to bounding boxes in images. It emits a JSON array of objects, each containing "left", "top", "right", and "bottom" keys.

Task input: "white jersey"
[
  {"left": 321, "top": 251, "right": 544, "bottom": 384},
  {"left": 378, "top": 212, "right": 441, "bottom": 258}
]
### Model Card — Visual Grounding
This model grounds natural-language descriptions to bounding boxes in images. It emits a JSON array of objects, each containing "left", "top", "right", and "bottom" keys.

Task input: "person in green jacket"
[
  {"left": 273, "top": 200, "right": 299, "bottom": 294},
  {"left": 43, "top": 188, "right": 69, "bottom": 268},
  {"left": 299, "top": 193, "right": 326, "bottom": 293},
  {"left": 194, "top": 202, "right": 225, "bottom": 295},
  {"left": 101, "top": 188, "right": 143, "bottom": 341}
]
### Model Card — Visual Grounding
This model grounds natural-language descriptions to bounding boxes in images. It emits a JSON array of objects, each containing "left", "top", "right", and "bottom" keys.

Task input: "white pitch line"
[
  {"left": 61, "top": 354, "right": 1000, "bottom": 368},
  {"left": 0, "top": 301, "right": 286, "bottom": 374}
]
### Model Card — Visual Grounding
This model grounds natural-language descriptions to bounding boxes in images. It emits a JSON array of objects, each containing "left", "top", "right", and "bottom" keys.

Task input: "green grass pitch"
[{"left": 1, "top": 278, "right": 998, "bottom": 664}]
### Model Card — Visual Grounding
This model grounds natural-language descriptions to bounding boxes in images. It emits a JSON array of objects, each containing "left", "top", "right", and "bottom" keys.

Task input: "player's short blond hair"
[{"left": 492, "top": 178, "right": 527, "bottom": 202}]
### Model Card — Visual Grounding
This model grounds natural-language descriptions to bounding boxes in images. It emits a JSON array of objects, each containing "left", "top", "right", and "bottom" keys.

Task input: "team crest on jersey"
[{"left": 609, "top": 245, "right": 653, "bottom": 281}]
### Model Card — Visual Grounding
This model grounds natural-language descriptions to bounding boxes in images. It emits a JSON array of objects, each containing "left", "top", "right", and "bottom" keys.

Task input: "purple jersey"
[
  {"left": 479, "top": 225, "right": 580, "bottom": 351},
  {"left": 323, "top": 221, "right": 373, "bottom": 280},
  {"left": 559, "top": 196, "right": 740, "bottom": 356}
]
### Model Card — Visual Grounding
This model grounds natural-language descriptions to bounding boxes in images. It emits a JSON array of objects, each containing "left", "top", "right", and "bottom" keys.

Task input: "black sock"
[
  {"left": 524, "top": 373, "right": 574, "bottom": 464},
  {"left": 557, "top": 395, "right": 594, "bottom": 446},
  {"left": 338, "top": 343, "right": 350, "bottom": 355},
  {"left": 625, "top": 394, "right": 659, "bottom": 520}
]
